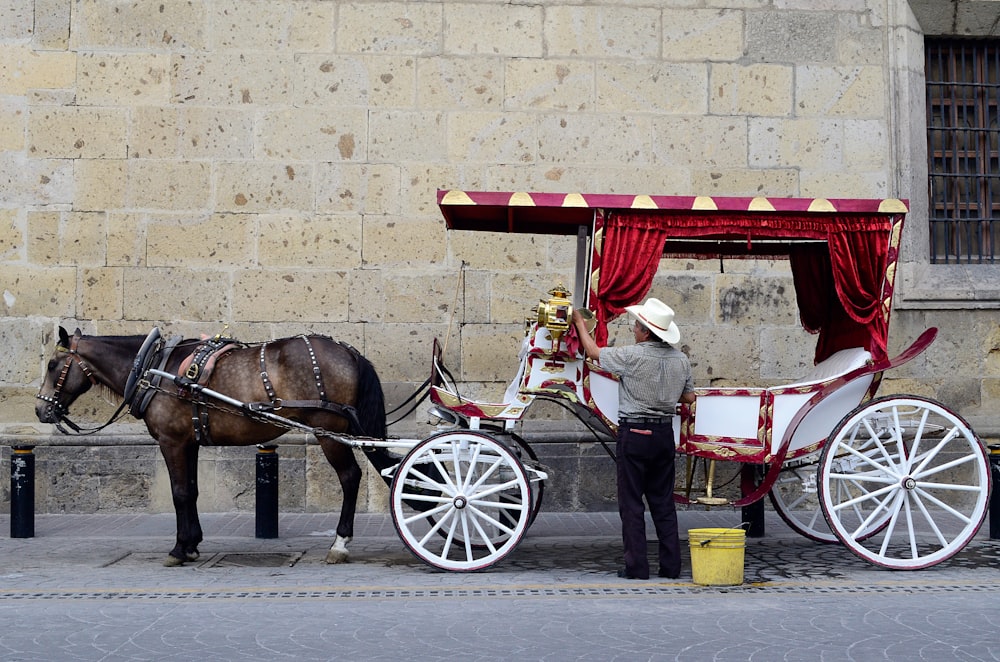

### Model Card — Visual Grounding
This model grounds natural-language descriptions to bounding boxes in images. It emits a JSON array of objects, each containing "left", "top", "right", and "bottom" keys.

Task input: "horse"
[{"left": 35, "top": 326, "right": 398, "bottom": 567}]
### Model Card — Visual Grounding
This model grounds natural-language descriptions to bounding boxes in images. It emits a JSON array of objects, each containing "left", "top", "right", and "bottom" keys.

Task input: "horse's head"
[{"left": 35, "top": 327, "right": 98, "bottom": 427}]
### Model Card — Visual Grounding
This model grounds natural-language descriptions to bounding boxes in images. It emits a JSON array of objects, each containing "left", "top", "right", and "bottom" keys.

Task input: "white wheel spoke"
[
  {"left": 417, "top": 507, "right": 454, "bottom": 546},
  {"left": 910, "top": 426, "right": 961, "bottom": 476},
  {"left": 910, "top": 490, "right": 950, "bottom": 547}
]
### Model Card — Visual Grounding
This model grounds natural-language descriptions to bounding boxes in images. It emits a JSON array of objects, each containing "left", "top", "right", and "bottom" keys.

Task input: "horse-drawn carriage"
[{"left": 36, "top": 190, "right": 992, "bottom": 573}]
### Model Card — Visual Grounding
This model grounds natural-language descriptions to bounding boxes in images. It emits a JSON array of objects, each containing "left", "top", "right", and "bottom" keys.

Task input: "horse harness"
[{"left": 132, "top": 332, "right": 366, "bottom": 445}]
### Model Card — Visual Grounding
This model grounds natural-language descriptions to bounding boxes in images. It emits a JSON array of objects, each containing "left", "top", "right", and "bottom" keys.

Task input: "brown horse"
[{"left": 36, "top": 326, "right": 397, "bottom": 566}]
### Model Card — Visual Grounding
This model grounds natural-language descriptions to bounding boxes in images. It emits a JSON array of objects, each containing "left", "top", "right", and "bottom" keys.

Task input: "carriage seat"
[{"left": 778, "top": 347, "right": 872, "bottom": 389}]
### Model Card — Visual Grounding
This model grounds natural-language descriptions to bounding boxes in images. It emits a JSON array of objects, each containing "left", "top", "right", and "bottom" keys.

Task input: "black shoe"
[
  {"left": 657, "top": 568, "right": 680, "bottom": 579},
  {"left": 617, "top": 568, "right": 648, "bottom": 580}
]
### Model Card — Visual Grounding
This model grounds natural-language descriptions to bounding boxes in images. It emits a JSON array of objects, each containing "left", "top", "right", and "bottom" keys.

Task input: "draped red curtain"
[
  {"left": 593, "top": 216, "right": 669, "bottom": 345},
  {"left": 594, "top": 211, "right": 892, "bottom": 362}
]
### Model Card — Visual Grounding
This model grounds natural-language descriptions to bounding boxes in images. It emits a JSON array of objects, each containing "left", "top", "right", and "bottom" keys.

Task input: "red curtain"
[
  {"left": 594, "top": 211, "right": 892, "bottom": 361},
  {"left": 593, "top": 215, "right": 669, "bottom": 345}
]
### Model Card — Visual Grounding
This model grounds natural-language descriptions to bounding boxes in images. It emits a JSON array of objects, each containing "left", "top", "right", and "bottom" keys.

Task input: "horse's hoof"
[
  {"left": 185, "top": 550, "right": 200, "bottom": 562},
  {"left": 325, "top": 549, "right": 349, "bottom": 564},
  {"left": 163, "top": 555, "right": 185, "bottom": 567}
]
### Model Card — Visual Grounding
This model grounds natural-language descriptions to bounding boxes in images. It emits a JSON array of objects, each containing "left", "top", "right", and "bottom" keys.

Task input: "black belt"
[{"left": 620, "top": 416, "right": 672, "bottom": 425}]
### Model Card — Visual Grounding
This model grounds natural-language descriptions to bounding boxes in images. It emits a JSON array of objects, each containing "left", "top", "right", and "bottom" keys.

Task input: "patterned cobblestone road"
[{"left": 2, "top": 510, "right": 999, "bottom": 660}]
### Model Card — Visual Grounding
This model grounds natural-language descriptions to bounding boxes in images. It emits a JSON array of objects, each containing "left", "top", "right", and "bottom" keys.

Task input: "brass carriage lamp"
[{"left": 536, "top": 284, "right": 573, "bottom": 352}]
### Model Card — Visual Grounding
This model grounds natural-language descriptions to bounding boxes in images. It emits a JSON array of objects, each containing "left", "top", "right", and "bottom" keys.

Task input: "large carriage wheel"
[
  {"left": 819, "top": 396, "right": 991, "bottom": 569},
  {"left": 770, "top": 453, "right": 891, "bottom": 544},
  {"left": 390, "top": 430, "right": 532, "bottom": 572}
]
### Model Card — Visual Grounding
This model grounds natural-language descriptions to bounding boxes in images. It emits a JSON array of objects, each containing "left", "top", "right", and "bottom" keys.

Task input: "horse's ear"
[
  {"left": 58, "top": 326, "right": 70, "bottom": 348},
  {"left": 74, "top": 327, "right": 82, "bottom": 338}
]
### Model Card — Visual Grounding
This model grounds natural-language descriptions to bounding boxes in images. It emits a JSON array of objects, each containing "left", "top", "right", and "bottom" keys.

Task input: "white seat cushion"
[{"left": 780, "top": 347, "right": 872, "bottom": 389}]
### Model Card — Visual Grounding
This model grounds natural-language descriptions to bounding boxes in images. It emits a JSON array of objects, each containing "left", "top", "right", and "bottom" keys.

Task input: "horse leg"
[
  {"left": 159, "top": 440, "right": 204, "bottom": 566},
  {"left": 318, "top": 437, "right": 362, "bottom": 564}
]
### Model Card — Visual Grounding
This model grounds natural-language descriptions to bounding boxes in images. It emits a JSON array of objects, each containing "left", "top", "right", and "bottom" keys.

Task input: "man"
[{"left": 572, "top": 298, "right": 696, "bottom": 580}]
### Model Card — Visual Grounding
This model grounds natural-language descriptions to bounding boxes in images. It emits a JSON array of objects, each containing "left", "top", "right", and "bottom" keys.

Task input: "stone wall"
[{"left": 2, "top": 0, "right": 998, "bottom": 514}]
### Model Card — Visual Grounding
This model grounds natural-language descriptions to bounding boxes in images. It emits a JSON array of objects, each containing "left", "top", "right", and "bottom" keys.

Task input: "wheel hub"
[
  {"left": 453, "top": 495, "right": 468, "bottom": 509},
  {"left": 902, "top": 476, "right": 916, "bottom": 490}
]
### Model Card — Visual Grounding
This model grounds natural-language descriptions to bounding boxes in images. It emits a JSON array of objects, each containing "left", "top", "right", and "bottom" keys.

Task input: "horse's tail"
[{"left": 354, "top": 353, "right": 387, "bottom": 440}]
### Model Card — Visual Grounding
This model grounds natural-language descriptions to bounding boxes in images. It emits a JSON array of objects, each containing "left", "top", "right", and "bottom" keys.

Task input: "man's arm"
[
  {"left": 679, "top": 391, "right": 696, "bottom": 405},
  {"left": 571, "top": 309, "right": 601, "bottom": 361}
]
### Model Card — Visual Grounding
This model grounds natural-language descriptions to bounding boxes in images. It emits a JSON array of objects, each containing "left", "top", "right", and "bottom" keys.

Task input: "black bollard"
[
  {"left": 255, "top": 445, "right": 279, "bottom": 539},
  {"left": 740, "top": 464, "right": 765, "bottom": 538},
  {"left": 10, "top": 446, "right": 36, "bottom": 538},
  {"left": 990, "top": 444, "right": 1000, "bottom": 540}
]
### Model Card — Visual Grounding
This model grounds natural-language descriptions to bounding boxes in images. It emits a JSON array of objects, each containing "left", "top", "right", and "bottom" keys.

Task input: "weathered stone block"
[
  {"left": 382, "top": 271, "right": 464, "bottom": 323},
  {"left": 652, "top": 116, "right": 748, "bottom": 168},
  {"left": 0, "top": 45, "right": 75, "bottom": 95},
  {"left": 398, "top": 163, "right": 486, "bottom": 216},
  {"left": 460, "top": 323, "right": 523, "bottom": 382},
  {"left": 126, "top": 160, "right": 212, "bottom": 210},
  {"left": 258, "top": 213, "right": 363, "bottom": 269},
  {"left": 504, "top": 59, "right": 594, "bottom": 112},
  {"left": 0, "top": 209, "right": 22, "bottom": 259},
  {"left": 690, "top": 167, "right": 799, "bottom": 197},
  {"left": 598, "top": 62, "right": 708, "bottom": 114},
  {"left": 715, "top": 273, "right": 797, "bottom": 326},
  {"left": 0, "top": 102, "right": 25, "bottom": 151},
  {"left": 710, "top": 63, "right": 794, "bottom": 117},
  {"left": 545, "top": 5, "right": 660, "bottom": 58},
  {"left": 337, "top": 2, "right": 442, "bottom": 54},
  {"left": 447, "top": 111, "right": 536, "bottom": 164},
  {"left": 369, "top": 110, "right": 447, "bottom": 162},
  {"left": 293, "top": 54, "right": 417, "bottom": 108},
  {"left": 106, "top": 213, "right": 147, "bottom": 267},
  {"left": 231, "top": 269, "right": 349, "bottom": 323},
  {"left": 70, "top": 0, "right": 207, "bottom": 49},
  {"left": 362, "top": 216, "right": 447, "bottom": 267},
  {"left": 77, "top": 53, "right": 171, "bottom": 106},
  {"left": 663, "top": 8, "right": 745, "bottom": 62},
  {"left": 171, "top": 53, "right": 294, "bottom": 105},
  {"left": 749, "top": 118, "right": 843, "bottom": 169},
  {"left": 74, "top": 159, "right": 127, "bottom": 211},
  {"left": 537, "top": 114, "right": 651, "bottom": 165},
  {"left": 214, "top": 162, "right": 313, "bottom": 213},
  {"left": 132, "top": 106, "right": 254, "bottom": 159},
  {"left": 363, "top": 323, "right": 450, "bottom": 382},
  {"left": 416, "top": 56, "right": 504, "bottom": 109},
  {"left": 0, "top": 318, "right": 47, "bottom": 383},
  {"left": 746, "top": 11, "right": 838, "bottom": 63},
  {"left": 444, "top": 3, "right": 542, "bottom": 56},
  {"left": 124, "top": 267, "right": 230, "bottom": 322},
  {"left": 0, "top": 264, "right": 76, "bottom": 318},
  {"left": 147, "top": 215, "right": 254, "bottom": 267},
  {"left": 257, "top": 107, "right": 368, "bottom": 161},
  {"left": 28, "top": 106, "right": 128, "bottom": 159},
  {"left": 796, "top": 65, "right": 885, "bottom": 118},
  {"left": 60, "top": 211, "right": 108, "bottom": 266},
  {"left": 79, "top": 267, "right": 124, "bottom": 320},
  {"left": 315, "top": 163, "right": 401, "bottom": 215}
]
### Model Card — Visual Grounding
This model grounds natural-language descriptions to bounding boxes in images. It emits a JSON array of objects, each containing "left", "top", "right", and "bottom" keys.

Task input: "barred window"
[{"left": 926, "top": 39, "right": 1000, "bottom": 264}]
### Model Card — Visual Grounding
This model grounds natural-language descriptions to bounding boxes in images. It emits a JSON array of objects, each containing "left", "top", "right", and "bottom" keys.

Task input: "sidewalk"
[{"left": 3, "top": 509, "right": 999, "bottom": 598}]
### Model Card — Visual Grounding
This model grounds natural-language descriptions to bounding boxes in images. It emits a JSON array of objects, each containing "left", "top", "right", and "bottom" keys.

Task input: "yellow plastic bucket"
[{"left": 688, "top": 527, "right": 746, "bottom": 586}]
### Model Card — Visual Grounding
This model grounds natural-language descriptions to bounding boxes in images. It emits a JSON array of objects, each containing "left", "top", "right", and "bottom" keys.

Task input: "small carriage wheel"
[
  {"left": 390, "top": 430, "right": 532, "bottom": 572},
  {"left": 770, "top": 453, "right": 890, "bottom": 544},
  {"left": 818, "top": 396, "right": 991, "bottom": 570}
]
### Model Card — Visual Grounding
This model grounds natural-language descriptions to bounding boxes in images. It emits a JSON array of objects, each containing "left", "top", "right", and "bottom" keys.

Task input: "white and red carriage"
[{"left": 380, "top": 190, "right": 992, "bottom": 572}]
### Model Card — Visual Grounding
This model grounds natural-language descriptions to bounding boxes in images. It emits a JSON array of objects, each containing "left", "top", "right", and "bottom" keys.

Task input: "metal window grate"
[{"left": 926, "top": 38, "right": 1000, "bottom": 264}]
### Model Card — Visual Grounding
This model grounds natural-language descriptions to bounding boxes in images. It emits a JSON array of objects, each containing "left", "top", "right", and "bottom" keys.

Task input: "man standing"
[{"left": 572, "top": 298, "right": 696, "bottom": 580}]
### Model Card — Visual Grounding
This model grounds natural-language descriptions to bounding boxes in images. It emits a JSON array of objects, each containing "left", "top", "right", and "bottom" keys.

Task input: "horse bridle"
[{"left": 35, "top": 336, "right": 119, "bottom": 434}]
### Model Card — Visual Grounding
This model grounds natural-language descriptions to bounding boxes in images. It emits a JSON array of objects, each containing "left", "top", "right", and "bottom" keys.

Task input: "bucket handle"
[{"left": 698, "top": 522, "right": 750, "bottom": 547}]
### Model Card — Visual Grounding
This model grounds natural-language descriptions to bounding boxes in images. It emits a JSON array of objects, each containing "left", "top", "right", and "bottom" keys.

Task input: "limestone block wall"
[{"left": 2, "top": 0, "right": 998, "bottom": 514}]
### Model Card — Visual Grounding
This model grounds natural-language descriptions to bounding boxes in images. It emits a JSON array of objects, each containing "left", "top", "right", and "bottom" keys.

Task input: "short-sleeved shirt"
[{"left": 599, "top": 341, "right": 694, "bottom": 418}]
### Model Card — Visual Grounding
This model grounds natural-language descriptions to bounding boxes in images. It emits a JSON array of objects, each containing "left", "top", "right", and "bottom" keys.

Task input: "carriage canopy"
[{"left": 437, "top": 190, "right": 909, "bottom": 364}]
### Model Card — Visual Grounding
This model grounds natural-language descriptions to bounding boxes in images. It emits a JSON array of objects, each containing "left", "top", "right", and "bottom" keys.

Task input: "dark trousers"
[{"left": 617, "top": 421, "right": 681, "bottom": 579}]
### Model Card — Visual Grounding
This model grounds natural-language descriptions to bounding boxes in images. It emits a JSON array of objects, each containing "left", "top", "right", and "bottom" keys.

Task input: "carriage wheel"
[
  {"left": 819, "top": 396, "right": 991, "bottom": 570},
  {"left": 390, "top": 430, "right": 532, "bottom": 572},
  {"left": 423, "top": 432, "right": 545, "bottom": 550},
  {"left": 769, "top": 454, "right": 838, "bottom": 543},
  {"left": 771, "top": 452, "right": 892, "bottom": 544}
]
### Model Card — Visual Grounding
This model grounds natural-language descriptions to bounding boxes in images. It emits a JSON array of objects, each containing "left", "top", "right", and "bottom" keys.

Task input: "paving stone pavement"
[{"left": 2, "top": 509, "right": 999, "bottom": 661}]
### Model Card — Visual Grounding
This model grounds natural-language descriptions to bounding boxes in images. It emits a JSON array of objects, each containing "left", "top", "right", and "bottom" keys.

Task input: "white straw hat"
[{"left": 625, "top": 298, "right": 680, "bottom": 344}]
